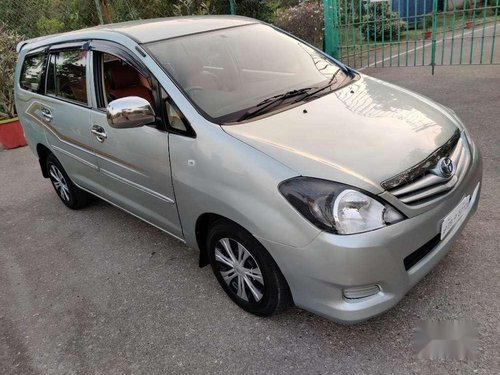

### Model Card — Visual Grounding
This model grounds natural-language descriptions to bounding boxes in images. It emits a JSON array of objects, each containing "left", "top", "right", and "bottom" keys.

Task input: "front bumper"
[{"left": 259, "top": 145, "right": 482, "bottom": 323}]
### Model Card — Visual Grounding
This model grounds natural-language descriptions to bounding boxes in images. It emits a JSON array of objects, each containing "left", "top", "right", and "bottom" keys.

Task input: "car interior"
[
  {"left": 100, "top": 53, "right": 187, "bottom": 132},
  {"left": 102, "top": 53, "right": 155, "bottom": 108}
]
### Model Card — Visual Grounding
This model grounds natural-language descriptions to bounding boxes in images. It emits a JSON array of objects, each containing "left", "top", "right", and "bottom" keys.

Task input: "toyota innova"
[{"left": 14, "top": 16, "right": 482, "bottom": 323}]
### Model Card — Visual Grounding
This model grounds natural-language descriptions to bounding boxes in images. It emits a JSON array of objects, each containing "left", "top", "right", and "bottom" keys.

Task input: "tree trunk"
[{"left": 99, "top": 0, "right": 112, "bottom": 23}]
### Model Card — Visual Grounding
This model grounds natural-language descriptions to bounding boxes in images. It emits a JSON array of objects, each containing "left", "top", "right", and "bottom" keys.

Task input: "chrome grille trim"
[
  {"left": 388, "top": 133, "right": 470, "bottom": 205},
  {"left": 390, "top": 173, "right": 448, "bottom": 196},
  {"left": 450, "top": 137, "right": 463, "bottom": 162},
  {"left": 399, "top": 176, "right": 458, "bottom": 204}
]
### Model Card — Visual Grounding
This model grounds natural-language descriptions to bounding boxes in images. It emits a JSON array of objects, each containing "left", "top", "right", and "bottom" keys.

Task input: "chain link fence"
[
  {"left": 1, "top": 0, "right": 101, "bottom": 39},
  {"left": 0, "top": 0, "right": 235, "bottom": 39},
  {"left": 0, "top": 0, "right": 323, "bottom": 44},
  {"left": 0, "top": 0, "right": 291, "bottom": 39}
]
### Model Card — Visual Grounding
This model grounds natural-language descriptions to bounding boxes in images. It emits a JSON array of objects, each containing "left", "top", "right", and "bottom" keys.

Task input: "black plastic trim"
[{"left": 404, "top": 234, "right": 441, "bottom": 271}]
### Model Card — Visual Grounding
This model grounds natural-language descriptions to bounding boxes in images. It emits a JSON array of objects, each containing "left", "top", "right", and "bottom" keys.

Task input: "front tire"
[
  {"left": 207, "top": 220, "right": 292, "bottom": 316},
  {"left": 46, "top": 154, "right": 91, "bottom": 209}
]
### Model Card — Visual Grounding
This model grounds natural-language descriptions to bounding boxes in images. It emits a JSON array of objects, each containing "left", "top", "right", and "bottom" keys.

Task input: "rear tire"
[
  {"left": 207, "top": 220, "right": 292, "bottom": 316},
  {"left": 46, "top": 153, "right": 92, "bottom": 209}
]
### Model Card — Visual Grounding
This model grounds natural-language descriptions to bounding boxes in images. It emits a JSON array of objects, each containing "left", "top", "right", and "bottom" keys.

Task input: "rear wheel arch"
[{"left": 45, "top": 153, "right": 92, "bottom": 209}]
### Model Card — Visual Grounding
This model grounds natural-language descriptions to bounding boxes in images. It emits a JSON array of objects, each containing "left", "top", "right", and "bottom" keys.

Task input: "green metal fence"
[{"left": 323, "top": 0, "right": 500, "bottom": 73}]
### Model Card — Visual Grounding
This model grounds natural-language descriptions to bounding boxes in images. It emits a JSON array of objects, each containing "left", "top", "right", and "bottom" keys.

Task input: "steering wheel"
[{"left": 185, "top": 86, "right": 204, "bottom": 95}]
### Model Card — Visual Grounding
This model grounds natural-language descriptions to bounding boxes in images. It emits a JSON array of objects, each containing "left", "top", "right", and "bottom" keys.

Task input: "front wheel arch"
[
  {"left": 206, "top": 220, "right": 293, "bottom": 316},
  {"left": 195, "top": 213, "right": 269, "bottom": 269},
  {"left": 196, "top": 213, "right": 232, "bottom": 268}
]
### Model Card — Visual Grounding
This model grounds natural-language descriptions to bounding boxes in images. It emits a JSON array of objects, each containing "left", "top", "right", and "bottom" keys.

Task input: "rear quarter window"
[{"left": 20, "top": 53, "right": 47, "bottom": 93}]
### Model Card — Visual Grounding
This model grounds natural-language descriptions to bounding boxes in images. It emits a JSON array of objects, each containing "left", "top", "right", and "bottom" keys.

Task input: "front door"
[{"left": 88, "top": 46, "right": 183, "bottom": 240}]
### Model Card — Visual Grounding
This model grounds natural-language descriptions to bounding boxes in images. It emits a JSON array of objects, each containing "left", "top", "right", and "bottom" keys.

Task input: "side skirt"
[{"left": 73, "top": 181, "right": 186, "bottom": 244}]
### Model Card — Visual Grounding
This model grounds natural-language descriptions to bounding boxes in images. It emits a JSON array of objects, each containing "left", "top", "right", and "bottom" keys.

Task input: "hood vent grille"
[{"left": 386, "top": 132, "right": 470, "bottom": 205}]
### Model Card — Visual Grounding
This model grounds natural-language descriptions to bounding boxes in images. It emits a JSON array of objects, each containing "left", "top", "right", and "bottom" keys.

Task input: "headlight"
[{"left": 279, "top": 177, "right": 405, "bottom": 235}]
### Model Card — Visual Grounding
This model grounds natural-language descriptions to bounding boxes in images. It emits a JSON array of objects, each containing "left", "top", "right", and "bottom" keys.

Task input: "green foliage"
[
  {"left": 36, "top": 17, "right": 66, "bottom": 35},
  {"left": 339, "top": 0, "right": 362, "bottom": 24},
  {"left": 420, "top": 13, "right": 434, "bottom": 30},
  {"left": 0, "top": 0, "right": 286, "bottom": 38},
  {"left": 109, "top": 0, "right": 175, "bottom": 22},
  {"left": 0, "top": 0, "right": 322, "bottom": 42},
  {"left": 108, "top": 0, "right": 230, "bottom": 21},
  {"left": 172, "top": 0, "right": 215, "bottom": 16},
  {"left": 0, "top": 0, "right": 229, "bottom": 37},
  {"left": 235, "top": 0, "right": 279, "bottom": 23},
  {"left": 0, "top": 0, "right": 99, "bottom": 38},
  {"left": 278, "top": 0, "right": 300, "bottom": 7},
  {"left": 0, "top": 25, "right": 23, "bottom": 119},
  {"left": 275, "top": 1, "right": 323, "bottom": 47},
  {"left": 360, "top": 2, "right": 406, "bottom": 42}
]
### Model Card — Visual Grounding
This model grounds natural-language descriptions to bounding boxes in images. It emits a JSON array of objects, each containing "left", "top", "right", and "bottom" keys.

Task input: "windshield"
[{"left": 146, "top": 24, "right": 354, "bottom": 123}]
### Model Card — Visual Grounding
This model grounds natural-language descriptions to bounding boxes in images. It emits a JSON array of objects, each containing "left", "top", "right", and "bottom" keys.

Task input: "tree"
[{"left": 0, "top": 25, "right": 23, "bottom": 119}]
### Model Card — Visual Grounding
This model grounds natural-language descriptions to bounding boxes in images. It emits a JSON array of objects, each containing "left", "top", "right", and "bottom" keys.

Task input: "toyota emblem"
[{"left": 438, "top": 157, "right": 454, "bottom": 178}]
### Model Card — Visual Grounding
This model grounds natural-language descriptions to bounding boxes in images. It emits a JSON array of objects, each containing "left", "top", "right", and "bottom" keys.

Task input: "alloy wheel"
[
  {"left": 214, "top": 238, "right": 265, "bottom": 303},
  {"left": 49, "top": 164, "right": 71, "bottom": 202}
]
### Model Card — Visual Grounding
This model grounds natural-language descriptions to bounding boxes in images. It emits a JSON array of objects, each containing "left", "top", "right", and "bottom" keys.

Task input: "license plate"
[{"left": 441, "top": 196, "right": 470, "bottom": 240}]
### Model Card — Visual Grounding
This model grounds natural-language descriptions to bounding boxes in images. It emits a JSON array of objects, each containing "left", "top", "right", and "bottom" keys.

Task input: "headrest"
[{"left": 107, "top": 62, "right": 140, "bottom": 89}]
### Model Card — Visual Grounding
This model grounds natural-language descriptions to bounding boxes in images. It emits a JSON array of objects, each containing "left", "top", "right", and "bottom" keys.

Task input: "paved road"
[{"left": 1, "top": 64, "right": 499, "bottom": 374}]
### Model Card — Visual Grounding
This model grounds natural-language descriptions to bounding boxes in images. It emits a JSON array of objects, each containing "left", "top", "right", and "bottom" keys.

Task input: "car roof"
[{"left": 18, "top": 16, "right": 259, "bottom": 52}]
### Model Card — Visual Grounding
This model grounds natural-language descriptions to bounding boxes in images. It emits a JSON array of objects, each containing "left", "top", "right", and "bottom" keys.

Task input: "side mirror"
[{"left": 106, "top": 96, "right": 155, "bottom": 129}]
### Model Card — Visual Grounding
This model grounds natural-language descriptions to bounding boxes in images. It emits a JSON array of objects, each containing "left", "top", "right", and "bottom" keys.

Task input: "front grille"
[
  {"left": 387, "top": 132, "right": 470, "bottom": 205},
  {"left": 404, "top": 234, "right": 441, "bottom": 271}
]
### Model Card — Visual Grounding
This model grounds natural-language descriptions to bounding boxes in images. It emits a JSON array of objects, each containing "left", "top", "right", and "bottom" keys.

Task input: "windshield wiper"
[
  {"left": 236, "top": 87, "right": 316, "bottom": 122},
  {"left": 294, "top": 68, "right": 345, "bottom": 103}
]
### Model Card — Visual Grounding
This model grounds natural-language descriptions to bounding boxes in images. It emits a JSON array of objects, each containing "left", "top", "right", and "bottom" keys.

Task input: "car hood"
[{"left": 222, "top": 75, "right": 459, "bottom": 194}]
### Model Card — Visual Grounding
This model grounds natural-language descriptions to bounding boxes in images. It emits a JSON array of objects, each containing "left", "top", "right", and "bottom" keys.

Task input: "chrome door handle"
[
  {"left": 41, "top": 108, "right": 53, "bottom": 122},
  {"left": 91, "top": 125, "right": 107, "bottom": 142}
]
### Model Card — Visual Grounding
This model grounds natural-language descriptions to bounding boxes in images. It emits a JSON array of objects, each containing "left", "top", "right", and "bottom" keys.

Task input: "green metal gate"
[{"left": 323, "top": 0, "right": 500, "bottom": 73}]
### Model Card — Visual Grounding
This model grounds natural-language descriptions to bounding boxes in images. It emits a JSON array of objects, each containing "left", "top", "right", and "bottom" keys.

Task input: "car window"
[
  {"left": 46, "top": 49, "right": 88, "bottom": 105},
  {"left": 98, "top": 52, "right": 155, "bottom": 109},
  {"left": 19, "top": 53, "right": 46, "bottom": 93},
  {"left": 159, "top": 89, "right": 192, "bottom": 136},
  {"left": 166, "top": 99, "right": 187, "bottom": 132}
]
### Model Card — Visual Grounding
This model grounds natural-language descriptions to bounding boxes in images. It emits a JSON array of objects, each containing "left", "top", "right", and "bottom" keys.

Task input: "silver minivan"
[{"left": 15, "top": 16, "right": 482, "bottom": 323}]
